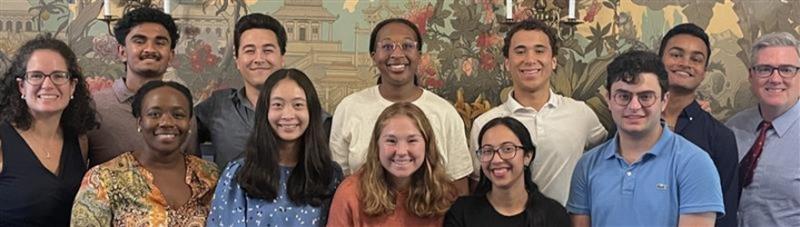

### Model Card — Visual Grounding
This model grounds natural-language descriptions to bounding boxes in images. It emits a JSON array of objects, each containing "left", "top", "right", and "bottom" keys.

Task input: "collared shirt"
[
  {"left": 469, "top": 90, "right": 607, "bottom": 205},
  {"left": 87, "top": 78, "right": 142, "bottom": 166},
  {"left": 567, "top": 125, "right": 725, "bottom": 226},
  {"left": 70, "top": 152, "right": 219, "bottom": 226},
  {"left": 195, "top": 88, "right": 333, "bottom": 168},
  {"left": 674, "top": 100, "right": 739, "bottom": 227},
  {"left": 726, "top": 101, "right": 800, "bottom": 227},
  {"left": 195, "top": 88, "right": 255, "bottom": 168}
]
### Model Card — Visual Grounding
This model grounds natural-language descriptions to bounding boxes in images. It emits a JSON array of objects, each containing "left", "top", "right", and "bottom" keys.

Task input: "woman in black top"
[
  {"left": 444, "top": 117, "right": 569, "bottom": 227},
  {"left": 0, "top": 34, "right": 99, "bottom": 226}
]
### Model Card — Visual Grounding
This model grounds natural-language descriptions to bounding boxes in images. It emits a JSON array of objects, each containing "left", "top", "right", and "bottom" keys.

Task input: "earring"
[
  {"left": 21, "top": 95, "right": 25, "bottom": 99},
  {"left": 137, "top": 127, "right": 141, "bottom": 133},
  {"left": 188, "top": 129, "right": 192, "bottom": 134},
  {"left": 70, "top": 95, "right": 74, "bottom": 100}
]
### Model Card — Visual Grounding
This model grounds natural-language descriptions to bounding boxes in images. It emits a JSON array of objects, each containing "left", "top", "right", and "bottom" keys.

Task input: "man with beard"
[
  {"left": 659, "top": 23, "right": 739, "bottom": 227},
  {"left": 87, "top": 7, "right": 180, "bottom": 166}
]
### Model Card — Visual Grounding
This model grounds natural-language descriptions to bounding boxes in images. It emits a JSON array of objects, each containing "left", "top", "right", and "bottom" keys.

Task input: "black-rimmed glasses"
[
  {"left": 749, "top": 65, "right": 800, "bottom": 78},
  {"left": 19, "top": 71, "right": 72, "bottom": 85},
  {"left": 477, "top": 142, "right": 523, "bottom": 162},
  {"left": 611, "top": 91, "right": 658, "bottom": 108}
]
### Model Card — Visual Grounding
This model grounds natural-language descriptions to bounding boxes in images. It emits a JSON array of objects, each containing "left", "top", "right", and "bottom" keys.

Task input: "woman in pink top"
[{"left": 327, "top": 102, "right": 457, "bottom": 226}]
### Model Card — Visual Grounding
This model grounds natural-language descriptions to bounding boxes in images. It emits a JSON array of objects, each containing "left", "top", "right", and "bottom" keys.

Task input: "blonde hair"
[{"left": 358, "top": 102, "right": 456, "bottom": 217}]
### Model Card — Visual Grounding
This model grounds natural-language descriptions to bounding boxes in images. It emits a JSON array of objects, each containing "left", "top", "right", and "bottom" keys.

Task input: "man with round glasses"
[
  {"left": 658, "top": 23, "right": 739, "bottom": 227},
  {"left": 567, "top": 50, "right": 723, "bottom": 227},
  {"left": 726, "top": 32, "right": 800, "bottom": 227}
]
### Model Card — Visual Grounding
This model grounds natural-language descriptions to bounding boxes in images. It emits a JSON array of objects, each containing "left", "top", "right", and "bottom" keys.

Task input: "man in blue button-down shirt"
[
  {"left": 567, "top": 50, "right": 724, "bottom": 227},
  {"left": 659, "top": 23, "right": 739, "bottom": 227}
]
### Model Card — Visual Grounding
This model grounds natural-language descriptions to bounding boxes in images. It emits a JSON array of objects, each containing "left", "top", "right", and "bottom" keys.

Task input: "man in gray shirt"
[
  {"left": 87, "top": 7, "right": 181, "bottom": 166},
  {"left": 195, "top": 13, "right": 332, "bottom": 168},
  {"left": 725, "top": 32, "right": 800, "bottom": 227}
]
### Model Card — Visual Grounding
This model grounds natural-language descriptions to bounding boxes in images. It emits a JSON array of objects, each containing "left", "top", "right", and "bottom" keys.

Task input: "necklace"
[{"left": 19, "top": 130, "right": 56, "bottom": 159}]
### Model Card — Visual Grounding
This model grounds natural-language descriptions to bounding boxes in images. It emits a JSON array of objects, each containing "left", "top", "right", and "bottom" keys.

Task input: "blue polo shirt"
[{"left": 567, "top": 126, "right": 724, "bottom": 226}]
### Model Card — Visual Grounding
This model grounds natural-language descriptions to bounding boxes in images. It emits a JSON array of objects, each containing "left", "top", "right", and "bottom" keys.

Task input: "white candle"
[
  {"left": 506, "top": 0, "right": 513, "bottom": 20},
  {"left": 164, "top": 0, "right": 171, "bottom": 14},
  {"left": 568, "top": 0, "right": 576, "bottom": 19},
  {"left": 103, "top": 0, "right": 111, "bottom": 16}
]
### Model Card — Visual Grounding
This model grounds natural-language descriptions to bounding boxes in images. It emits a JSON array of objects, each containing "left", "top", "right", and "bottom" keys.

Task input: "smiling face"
[
  {"left": 505, "top": 29, "right": 557, "bottom": 94},
  {"left": 749, "top": 46, "right": 800, "bottom": 116},
  {"left": 138, "top": 86, "right": 191, "bottom": 155},
  {"left": 18, "top": 49, "right": 76, "bottom": 117},
  {"left": 480, "top": 124, "right": 532, "bottom": 191},
  {"left": 267, "top": 78, "right": 309, "bottom": 144},
  {"left": 118, "top": 22, "right": 174, "bottom": 79},
  {"left": 372, "top": 22, "right": 420, "bottom": 87},
  {"left": 378, "top": 115, "right": 426, "bottom": 186},
  {"left": 662, "top": 34, "right": 708, "bottom": 93},
  {"left": 236, "top": 28, "right": 284, "bottom": 90},
  {"left": 608, "top": 73, "right": 668, "bottom": 138}
]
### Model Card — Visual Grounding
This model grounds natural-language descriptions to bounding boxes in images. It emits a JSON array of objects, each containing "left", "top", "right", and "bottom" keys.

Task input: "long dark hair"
[
  {"left": 236, "top": 68, "right": 335, "bottom": 206},
  {"left": 0, "top": 34, "right": 99, "bottom": 134},
  {"left": 475, "top": 117, "right": 559, "bottom": 226}
]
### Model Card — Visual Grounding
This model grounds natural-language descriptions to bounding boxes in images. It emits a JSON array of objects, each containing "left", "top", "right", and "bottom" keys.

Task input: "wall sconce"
[
  {"left": 503, "top": 0, "right": 583, "bottom": 39},
  {"left": 97, "top": 0, "right": 175, "bottom": 36}
]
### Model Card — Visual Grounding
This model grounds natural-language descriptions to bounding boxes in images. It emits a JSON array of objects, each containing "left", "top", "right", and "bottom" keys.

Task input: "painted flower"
[
  {"left": 187, "top": 41, "right": 220, "bottom": 73},
  {"left": 417, "top": 54, "right": 442, "bottom": 89},
  {"left": 92, "top": 35, "right": 118, "bottom": 61},
  {"left": 405, "top": 3, "right": 435, "bottom": 36},
  {"left": 462, "top": 58, "right": 476, "bottom": 77},
  {"left": 479, "top": 50, "right": 495, "bottom": 71},
  {"left": 85, "top": 76, "right": 114, "bottom": 94},
  {"left": 583, "top": 0, "right": 601, "bottom": 23}
]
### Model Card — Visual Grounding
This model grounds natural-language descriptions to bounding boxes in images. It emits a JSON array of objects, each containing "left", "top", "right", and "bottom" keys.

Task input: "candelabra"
[{"left": 502, "top": 0, "right": 583, "bottom": 39}]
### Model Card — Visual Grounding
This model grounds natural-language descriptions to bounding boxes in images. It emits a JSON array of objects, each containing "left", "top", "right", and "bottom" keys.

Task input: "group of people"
[{"left": 0, "top": 5, "right": 797, "bottom": 227}]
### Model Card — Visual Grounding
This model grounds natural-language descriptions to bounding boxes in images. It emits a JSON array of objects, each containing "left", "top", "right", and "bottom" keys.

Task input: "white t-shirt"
[
  {"left": 330, "top": 85, "right": 473, "bottom": 180},
  {"left": 470, "top": 90, "right": 607, "bottom": 205}
]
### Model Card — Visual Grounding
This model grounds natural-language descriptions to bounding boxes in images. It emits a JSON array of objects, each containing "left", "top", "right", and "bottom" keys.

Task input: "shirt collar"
[
  {"left": 112, "top": 78, "right": 135, "bottom": 103},
  {"left": 503, "top": 89, "right": 559, "bottom": 113},
  {"left": 603, "top": 122, "right": 674, "bottom": 160},
  {"left": 768, "top": 100, "right": 800, "bottom": 138},
  {"left": 230, "top": 87, "right": 255, "bottom": 110},
  {"left": 680, "top": 100, "right": 703, "bottom": 120}
]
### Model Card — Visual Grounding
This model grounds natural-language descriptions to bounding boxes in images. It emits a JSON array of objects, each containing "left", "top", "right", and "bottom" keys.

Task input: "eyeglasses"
[
  {"left": 376, "top": 40, "right": 418, "bottom": 54},
  {"left": 749, "top": 65, "right": 800, "bottom": 78},
  {"left": 19, "top": 71, "right": 72, "bottom": 85},
  {"left": 611, "top": 91, "right": 658, "bottom": 107},
  {"left": 477, "top": 142, "right": 523, "bottom": 162}
]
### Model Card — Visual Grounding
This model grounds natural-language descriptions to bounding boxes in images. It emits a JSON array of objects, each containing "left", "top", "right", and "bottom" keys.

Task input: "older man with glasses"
[{"left": 726, "top": 32, "right": 800, "bottom": 227}]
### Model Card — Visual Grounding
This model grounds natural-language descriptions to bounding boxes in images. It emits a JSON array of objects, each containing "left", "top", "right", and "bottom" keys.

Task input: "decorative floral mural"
[{"left": 1, "top": 0, "right": 798, "bottom": 132}]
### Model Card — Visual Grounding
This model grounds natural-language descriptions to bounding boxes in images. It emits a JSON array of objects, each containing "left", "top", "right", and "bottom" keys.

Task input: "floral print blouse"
[{"left": 70, "top": 152, "right": 219, "bottom": 226}]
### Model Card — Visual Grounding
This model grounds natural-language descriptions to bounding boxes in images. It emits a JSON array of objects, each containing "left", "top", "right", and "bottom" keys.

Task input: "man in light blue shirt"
[
  {"left": 725, "top": 32, "right": 800, "bottom": 227},
  {"left": 567, "top": 51, "right": 724, "bottom": 227}
]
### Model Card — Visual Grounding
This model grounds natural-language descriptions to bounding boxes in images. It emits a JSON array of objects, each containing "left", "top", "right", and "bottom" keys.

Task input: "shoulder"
[
  {"left": 451, "top": 195, "right": 486, "bottom": 209},
  {"left": 196, "top": 88, "right": 237, "bottom": 110},
  {"left": 334, "top": 86, "right": 379, "bottom": 114},
  {"left": 725, "top": 107, "right": 759, "bottom": 130},
  {"left": 187, "top": 155, "right": 220, "bottom": 177},
  {"left": 556, "top": 95, "right": 597, "bottom": 117},
  {"left": 336, "top": 173, "right": 361, "bottom": 194},
  {"left": 473, "top": 105, "right": 508, "bottom": 126}
]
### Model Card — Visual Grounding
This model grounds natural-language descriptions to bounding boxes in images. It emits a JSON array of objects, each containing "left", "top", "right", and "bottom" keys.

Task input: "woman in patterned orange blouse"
[{"left": 70, "top": 81, "right": 219, "bottom": 226}]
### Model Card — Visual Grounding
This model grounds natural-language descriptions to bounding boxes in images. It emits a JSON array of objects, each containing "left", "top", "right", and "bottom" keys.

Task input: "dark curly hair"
[
  {"left": 114, "top": 7, "right": 180, "bottom": 49},
  {"left": 502, "top": 19, "right": 559, "bottom": 58},
  {"left": 606, "top": 50, "right": 669, "bottom": 96},
  {"left": 131, "top": 80, "right": 193, "bottom": 118},
  {"left": 0, "top": 34, "right": 99, "bottom": 134}
]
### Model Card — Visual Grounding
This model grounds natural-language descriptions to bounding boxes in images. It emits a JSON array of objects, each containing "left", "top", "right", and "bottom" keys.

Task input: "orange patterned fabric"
[{"left": 70, "top": 152, "right": 219, "bottom": 226}]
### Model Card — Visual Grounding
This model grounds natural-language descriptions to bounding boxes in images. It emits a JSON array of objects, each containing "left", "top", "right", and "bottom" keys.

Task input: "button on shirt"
[
  {"left": 726, "top": 101, "right": 800, "bottom": 227},
  {"left": 567, "top": 126, "right": 725, "bottom": 226},
  {"left": 674, "top": 100, "right": 740, "bottom": 227},
  {"left": 469, "top": 90, "right": 607, "bottom": 205}
]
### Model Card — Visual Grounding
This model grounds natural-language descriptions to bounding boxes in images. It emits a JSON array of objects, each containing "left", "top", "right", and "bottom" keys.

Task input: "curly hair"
[
  {"left": 359, "top": 102, "right": 456, "bottom": 218},
  {"left": 0, "top": 34, "right": 99, "bottom": 134},
  {"left": 114, "top": 7, "right": 179, "bottom": 49}
]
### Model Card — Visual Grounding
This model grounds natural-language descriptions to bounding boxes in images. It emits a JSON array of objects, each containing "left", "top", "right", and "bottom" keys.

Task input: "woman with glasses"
[
  {"left": 327, "top": 102, "right": 457, "bottom": 226},
  {"left": 329, "top": 18, "right": 473, "bottom": 196},
  {"left": 0, "top": 34, "right": 99, "bottom": 226},
  {"left": 445, "top": 117, "right": 569, "bottom": 227}
]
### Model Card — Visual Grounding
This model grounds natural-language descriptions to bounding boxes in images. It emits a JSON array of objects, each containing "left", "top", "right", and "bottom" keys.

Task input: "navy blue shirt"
[{"left": 674, "top": 100, "right": 739, "bottom": 227}]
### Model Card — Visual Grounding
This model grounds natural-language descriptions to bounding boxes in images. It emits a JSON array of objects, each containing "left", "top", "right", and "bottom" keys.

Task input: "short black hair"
[
  {"left": 114, "top": 7, "right": 180, "bottom": 49},
  {"left": 0, "top": 34, "right": 99, "bottom": 134},
  {"left": 131, "top": 80, "right": 193, "bottom": 118},
  {"left": 234, "top": 13, "right": 287, "bottom": 56},
  {"left": 658, "top": 23, "right": 711, "bottom": 66},
  {"left": 502, "top": 19, "right": 559, "bottom": 58},
  {"left": 606, "top": 50, "right": 669, "bottom": 96},
  {"left": 368, "top": 18, "right": 423, "bottom": 54}
]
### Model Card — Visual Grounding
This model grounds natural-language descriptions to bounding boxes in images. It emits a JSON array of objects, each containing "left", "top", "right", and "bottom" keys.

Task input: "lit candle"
[
  {"left": 103, "top": 0, "right": 111, "bottom": 16},
  {"left": 568, "top": 0, "right": 576, "bottom": 19},
  {"left": 164, "top": 0, "right": 171, "bottom": 14},
  {"left": 506, "top": 0, "right": 513, "bottom": 20}
]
